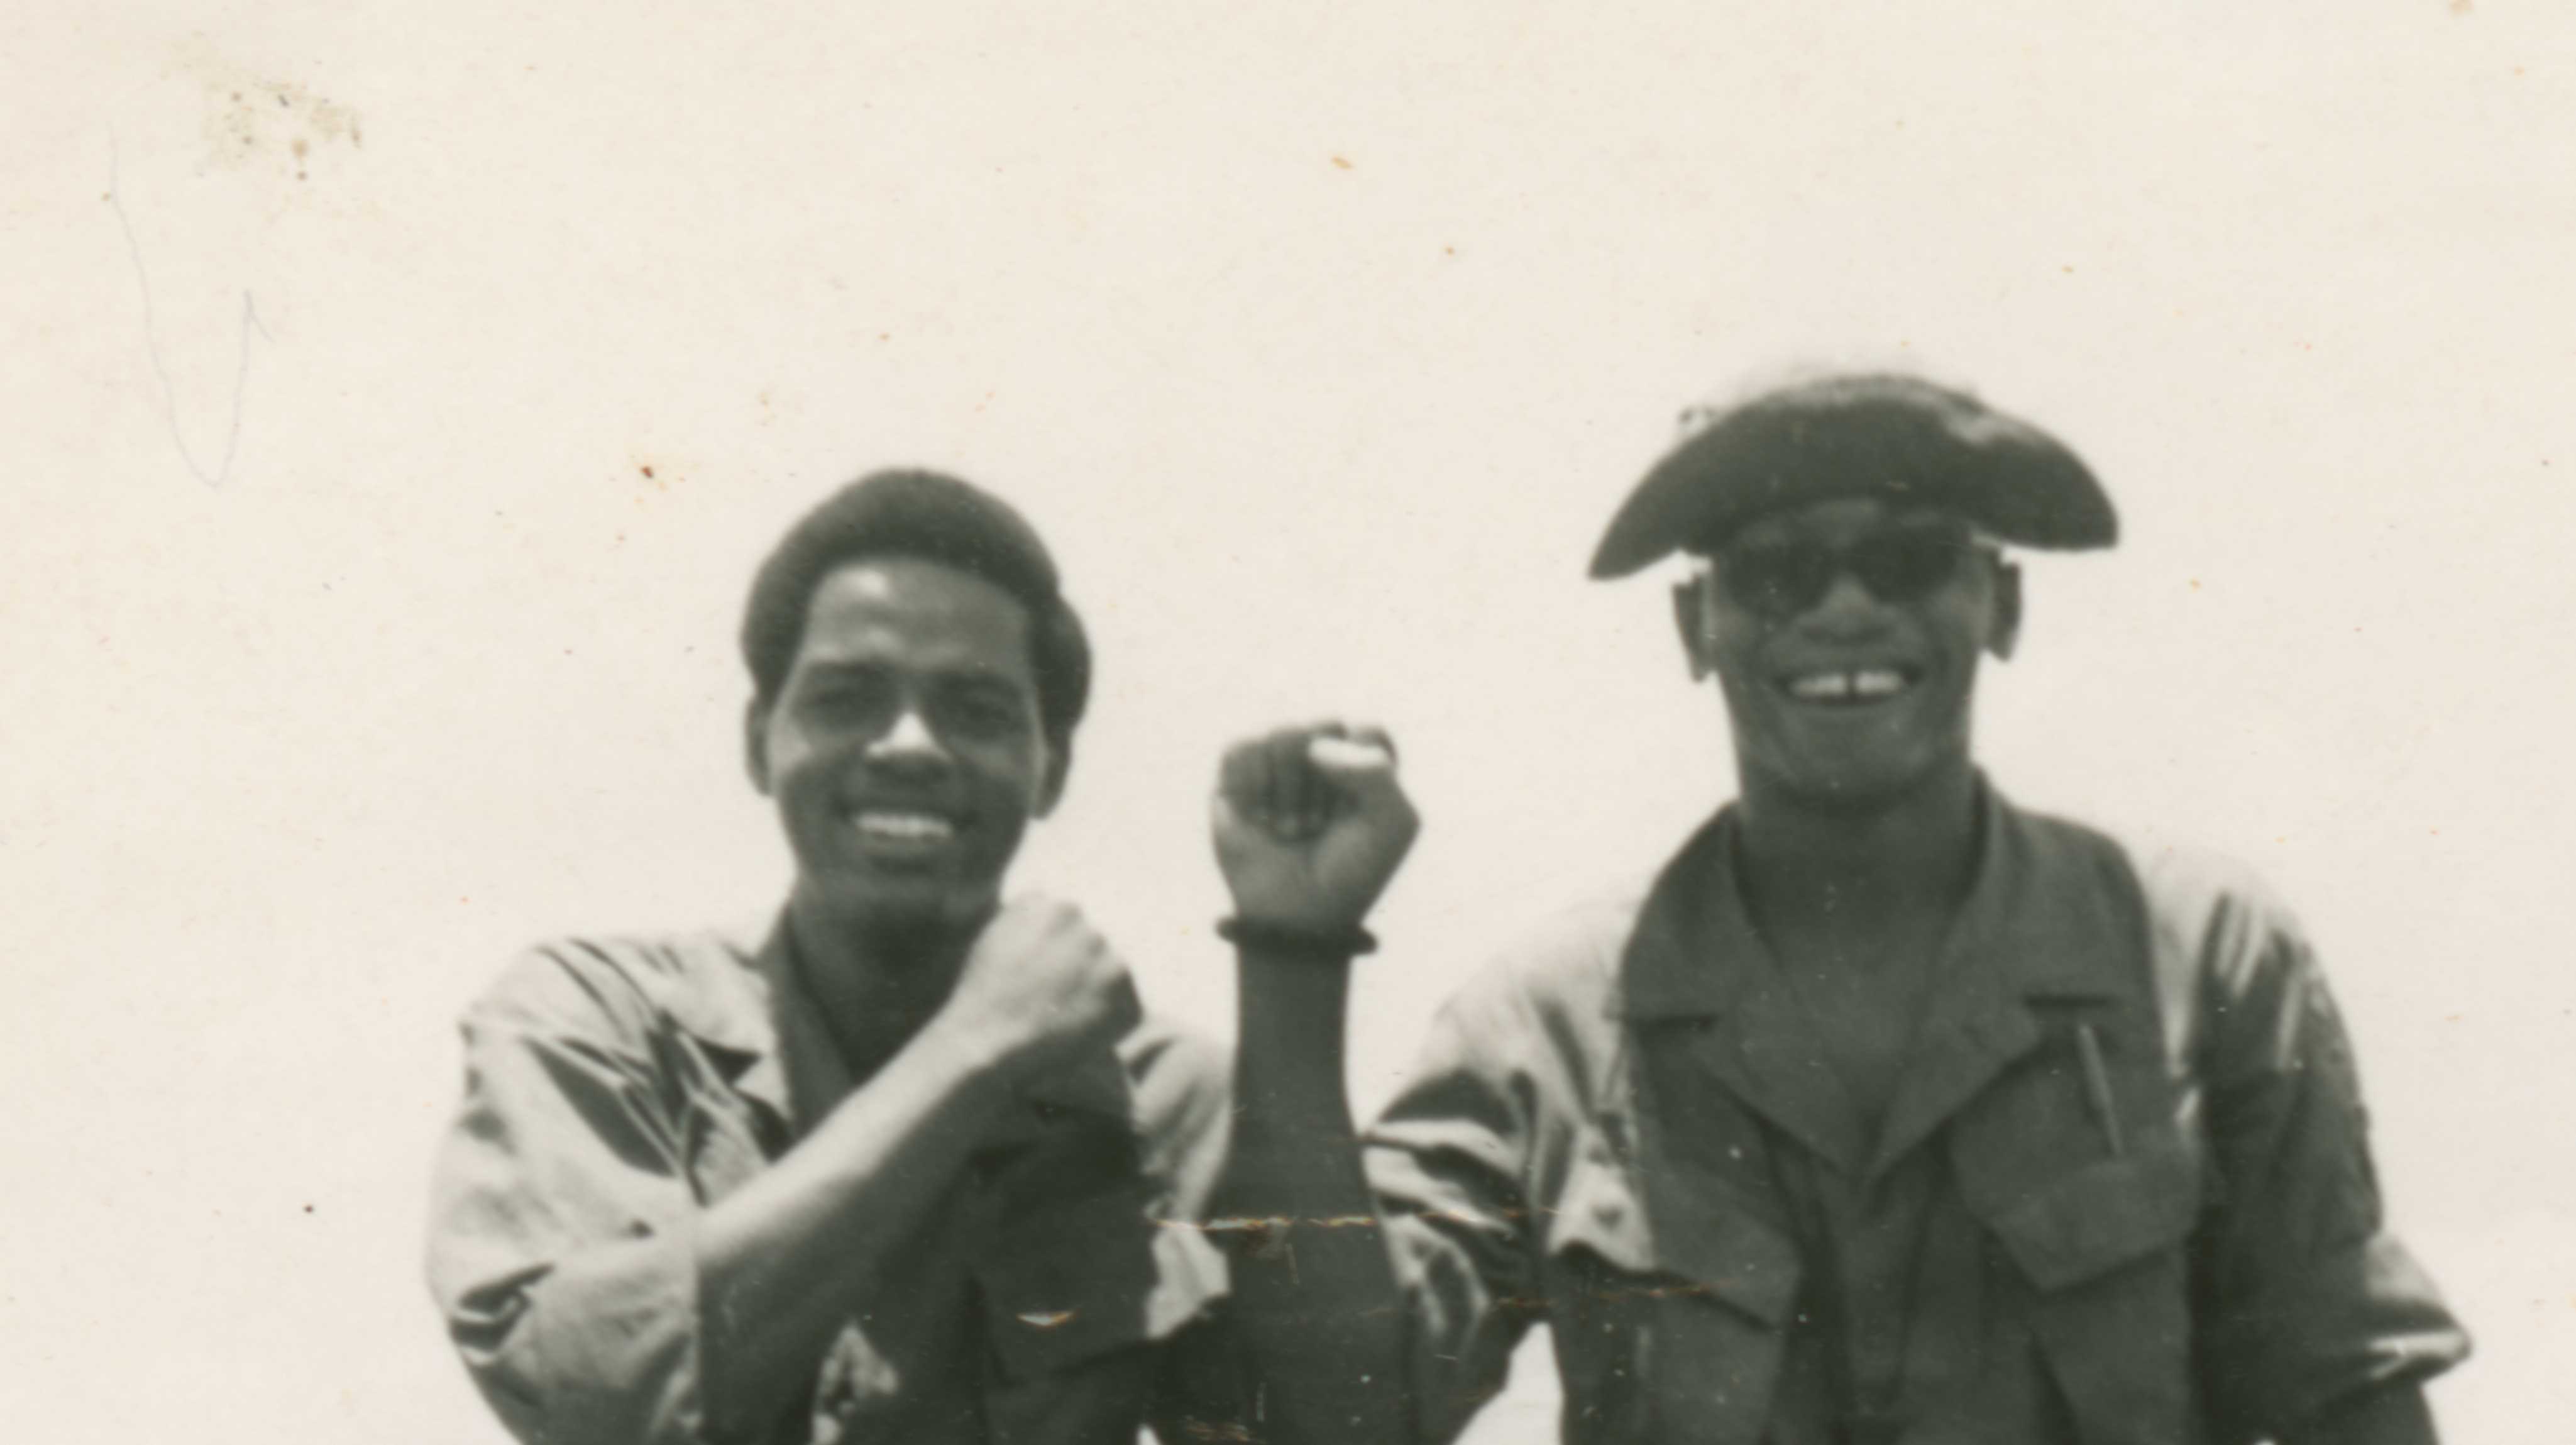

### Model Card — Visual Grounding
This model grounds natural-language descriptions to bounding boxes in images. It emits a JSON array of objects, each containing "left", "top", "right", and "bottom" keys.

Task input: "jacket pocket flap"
[{"left": 1987, "top": 1131, "right": 2201, "bottom": 1292}]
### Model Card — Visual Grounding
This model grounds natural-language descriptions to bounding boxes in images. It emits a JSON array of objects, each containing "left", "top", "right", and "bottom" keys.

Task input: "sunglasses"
[{"left": 1714, "top": 524, "right": 1983, "bottom": 621}]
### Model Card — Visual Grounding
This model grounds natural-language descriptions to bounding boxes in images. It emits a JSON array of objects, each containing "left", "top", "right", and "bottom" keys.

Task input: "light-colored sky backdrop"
[{"left": 6, "top": 4, "right": 2572, "bottom": 1441}]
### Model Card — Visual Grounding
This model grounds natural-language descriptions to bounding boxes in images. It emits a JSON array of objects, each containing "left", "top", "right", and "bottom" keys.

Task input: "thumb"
[{"left": 1306, "top": 735, "right": 1412, "bottom": 818}]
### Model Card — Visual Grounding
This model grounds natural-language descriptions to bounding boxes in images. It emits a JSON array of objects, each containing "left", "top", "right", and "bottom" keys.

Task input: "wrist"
[
  {"left": 1233, "top": 949, "right": 1353, "bottom": 1079},
  {"left": 913, "top": 1009, "right": 1025, "bottom": 1091},
  {"left": 1218, "top": 915, "right": 1377, "bottom": 960}
]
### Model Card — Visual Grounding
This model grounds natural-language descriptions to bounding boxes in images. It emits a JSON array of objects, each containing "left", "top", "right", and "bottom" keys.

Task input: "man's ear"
[
  {"left": 1032, "top": 737, "right": 1072, "bottom": 819},
  {"left": 1671, "top": 573, "right": 1716, "bottom": 681},
  {"left": 1987, "top": 560, "right": 2024, "bottom": 662},
  {"left": 743, "top": 699, "right": 774, "bottom": 796}
]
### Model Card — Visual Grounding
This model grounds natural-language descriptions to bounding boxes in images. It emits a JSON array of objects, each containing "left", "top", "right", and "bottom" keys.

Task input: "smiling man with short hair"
[
  {"left": 1216, "top": 375, "right": 2469, "bottom": 1445},
  {"left": 424, "top": 470, "right": 1416, "bottom": 1445}
]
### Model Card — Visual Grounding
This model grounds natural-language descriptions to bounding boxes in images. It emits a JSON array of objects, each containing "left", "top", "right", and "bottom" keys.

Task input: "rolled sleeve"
[
  {"left": 2178, "top": 875, "right": 2471, "bottom": 1440},
  {"left": 427, "top": 948, "right": 724, "bottom": 1445},
  {"left": 1364, "top": 982, "right": 1555, "bottom": 1445}
]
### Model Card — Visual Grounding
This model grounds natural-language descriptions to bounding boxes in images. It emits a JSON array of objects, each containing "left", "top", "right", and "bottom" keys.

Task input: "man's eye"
[
  {"left": 802, "top": 680, "right": 892, "bottom": 720},
  {"left": 937, "top": 692, "right": 1026, "bottom": 738},
  {"left": 1721, "top": 550, "right": 1814, "bottom": 614}
]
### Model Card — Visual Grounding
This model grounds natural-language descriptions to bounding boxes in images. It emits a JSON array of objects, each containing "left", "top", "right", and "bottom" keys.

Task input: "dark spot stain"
[{"left": 639, "top": 465, "right": 655, "bottom": 479}]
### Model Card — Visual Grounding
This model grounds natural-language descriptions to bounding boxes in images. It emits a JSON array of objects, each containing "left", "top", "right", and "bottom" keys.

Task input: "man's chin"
[
  {"left": 808, "top": 875, "right": 999, "bottom": 948},
  {"left": 1767, "top": 751, "right": 1957, "bottom": 814}
]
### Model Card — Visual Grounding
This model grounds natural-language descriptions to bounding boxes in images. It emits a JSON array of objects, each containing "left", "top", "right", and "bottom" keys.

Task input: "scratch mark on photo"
[{"left": 107, "top": 138, "right": 271, "bottom": 487}]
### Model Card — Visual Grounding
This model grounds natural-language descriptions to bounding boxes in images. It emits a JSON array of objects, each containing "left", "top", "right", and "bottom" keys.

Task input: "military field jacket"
[
  {"left": 425, "top": 924, "right": 1244, "bottom": 1445},
  {"left": 1364, "top": 788, "right": 2467, "bottom": 1445}
]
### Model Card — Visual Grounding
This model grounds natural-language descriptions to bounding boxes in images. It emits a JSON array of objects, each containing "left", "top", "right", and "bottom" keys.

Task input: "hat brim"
[{"left": 1590, "top": 380, "right": 2118, "bottom": 579}]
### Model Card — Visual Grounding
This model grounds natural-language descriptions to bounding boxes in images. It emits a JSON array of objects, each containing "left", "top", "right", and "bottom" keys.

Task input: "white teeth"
[
  {"left": 1785, "top": 670, "right": 1912, "bottom": 702},
  {"left": 853, "top": 812, "right": 954, "bottom": 842}
]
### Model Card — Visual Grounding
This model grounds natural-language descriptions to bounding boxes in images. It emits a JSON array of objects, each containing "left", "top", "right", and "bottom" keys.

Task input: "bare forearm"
[
  {"left": 693, "top": 1018, "right": 1013, "bottom": 1435},
  {"left": 1223, "top": 955, "right": 1406, "bottom": 1444}
]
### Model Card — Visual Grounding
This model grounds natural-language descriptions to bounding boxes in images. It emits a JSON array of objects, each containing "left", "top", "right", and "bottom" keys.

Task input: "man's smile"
[
  {"left": 1776, "top": 665, "right": 1923, "bottom": 707},
  {"left": 845, "top": 804, "right": 963, "bottom": 860}
]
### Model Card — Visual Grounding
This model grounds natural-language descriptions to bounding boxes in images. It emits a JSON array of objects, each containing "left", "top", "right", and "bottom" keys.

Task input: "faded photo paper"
[{"left": 4, "top": 4, "right": 2568, "bottom": 1442}]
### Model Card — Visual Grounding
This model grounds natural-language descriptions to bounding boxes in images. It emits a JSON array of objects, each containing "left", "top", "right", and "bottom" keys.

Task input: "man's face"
[
  {"left": 1682, "top": 498, "right": 2020, "bottom": 810},
  {"left": 749, "top": 557, "right": 1062, "bottom": 939}
]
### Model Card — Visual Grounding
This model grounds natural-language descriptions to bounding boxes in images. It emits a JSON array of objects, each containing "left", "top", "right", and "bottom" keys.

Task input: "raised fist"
[
  {"left": 938, "top": 895, "right": 1141, "bottom": 1081},
  {"left": 1212, "top": 723, "right": 1421, "bottom": 935}
]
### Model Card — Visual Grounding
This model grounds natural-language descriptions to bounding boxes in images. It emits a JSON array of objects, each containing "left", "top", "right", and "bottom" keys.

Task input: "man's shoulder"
[
  {"left": 462, "top": 926, "right": 766, "bottom": 1043},
  {"left": 2115, "top": 835, "right": 2303, "bottom": 934},
  {"left": 2003, "top": 797, "right": 2306, "bottom": 934},
  {"left": 2001, "top": 798, "right": 2318, "bottom": 1009},
  {"left": 2110, "top": 835, "right": 2320, "bottom": 1012},
  {"left": 1439, "top": 886, "right": 1651, "bottom": 1034}
]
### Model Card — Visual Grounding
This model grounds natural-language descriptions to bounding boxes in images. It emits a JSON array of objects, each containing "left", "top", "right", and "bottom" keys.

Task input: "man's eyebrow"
[
  {"left": 793, "top": 658, "right": 886, "bottom": 680},
  {"left": 934, "top": 667, "right": 1034, "bottom": 694},
  {"left": 797, "top": 656, "right": 1028, "bottom": 689}
]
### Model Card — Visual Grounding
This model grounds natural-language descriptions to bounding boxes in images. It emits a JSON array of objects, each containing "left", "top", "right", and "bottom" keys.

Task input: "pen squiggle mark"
[{"left": 107, "top": 140, "right": 269, "bottom": 488}]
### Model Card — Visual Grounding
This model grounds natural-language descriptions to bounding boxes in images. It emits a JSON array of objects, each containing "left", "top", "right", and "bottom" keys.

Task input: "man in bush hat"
[{"left": 1213, "top": 374, "right": 2469, "bottom": 1445}]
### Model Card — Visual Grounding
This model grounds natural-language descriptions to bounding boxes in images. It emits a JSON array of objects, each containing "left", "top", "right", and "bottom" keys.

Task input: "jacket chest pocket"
[
  {"left": 1544, "top": 1136, "right": 1803, "bottom": 1445},
  {"left": 1981, "top": 1004, "right": 2182, "bottom": 1166},
  {"left": 1959, "top": 1115, "right": 2207, "bottom": 1445}
]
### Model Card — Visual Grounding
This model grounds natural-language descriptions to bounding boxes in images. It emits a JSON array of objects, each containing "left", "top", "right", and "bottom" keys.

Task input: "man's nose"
[
  {"left": 1805, "top": 568, "right": 1888, "bottom": 631},
  {"left": 866, "top": 706, "right": 949, "bottom": 767}
]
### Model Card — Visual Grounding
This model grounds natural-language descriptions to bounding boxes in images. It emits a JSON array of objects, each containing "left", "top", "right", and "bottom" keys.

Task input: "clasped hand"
[{"left": 1211, "top": 721, "right": 1420, "bottom": 935}]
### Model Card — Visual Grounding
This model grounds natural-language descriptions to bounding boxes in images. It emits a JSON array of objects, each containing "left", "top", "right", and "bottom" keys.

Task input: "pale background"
[{"left": 4, "top": 3, "right": 2570, "bottom": 1441}]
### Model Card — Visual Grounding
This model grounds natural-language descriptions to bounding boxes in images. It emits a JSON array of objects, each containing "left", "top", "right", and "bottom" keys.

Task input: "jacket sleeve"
[
  {"left": 2138, "top": 852, "right": 2471, "bottom": 1442},
  {"left": 424, "top": 944, "right": 746, "bottom": 1445},
  {"left": 1362, "top": 974, "right": 1561, "bottom": 1445}
]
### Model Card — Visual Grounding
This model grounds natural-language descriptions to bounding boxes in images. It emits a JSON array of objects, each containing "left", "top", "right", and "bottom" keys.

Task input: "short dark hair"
[{"left": 740, "top": 470, "right": 1091, "bottom": 756}]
